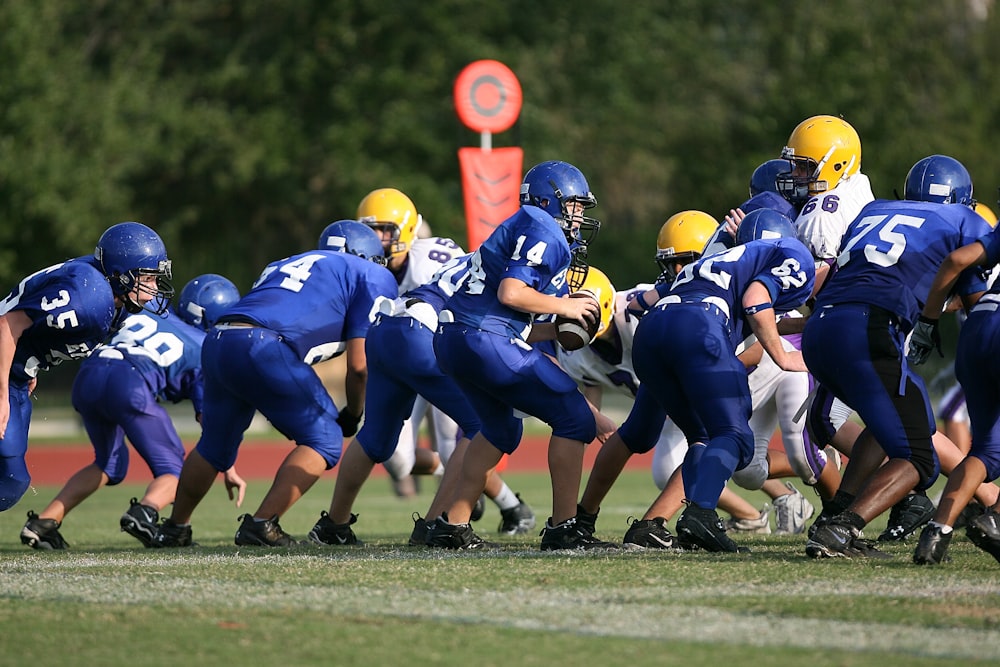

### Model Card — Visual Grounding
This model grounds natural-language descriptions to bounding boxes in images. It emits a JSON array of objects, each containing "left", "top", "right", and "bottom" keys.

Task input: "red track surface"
[{"left": 24, "top": 436, "right": 657, "bottom": 484}]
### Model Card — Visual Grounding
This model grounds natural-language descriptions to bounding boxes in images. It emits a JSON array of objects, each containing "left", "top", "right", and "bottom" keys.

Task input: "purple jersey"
[
  {"left": 89, "top": 309, "right": 208, "bottom": 412},
  {"left": 442, "top": 206, "right": 573, "bottom": 340},
  {"left": 660, "top": 238, "right": 815, "bottom": 350},
  {"left": 223, "top": 250, "right": 397, "bottom": 364},
  {"left": 816, "top": 199, "right": 992, "bottom": 331},
  {"left": 0, "top": 256, "right": 116, "bottom": 383}
]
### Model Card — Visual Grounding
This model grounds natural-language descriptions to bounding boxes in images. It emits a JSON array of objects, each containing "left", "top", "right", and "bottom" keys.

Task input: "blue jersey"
[
  {"left": 88, "top": 309, "right": 208, "bottom": 412},
  {"left": 0, "top": 256, "right": 117, "bottom": 383},
  {"left": 659, "top": 238, "right": 815, "bottom": 350},
  {"left": 816, "top": 199, "right": 992, "bottom": 331},
  {"left": 223, "top": 250, "right": 397, "bottom": 364},
  {"left": 442, "top": 206, "right": 573, "bottom": 340},
  {"left": 741, "top": 191, "right": 799, "bottom": 221}
]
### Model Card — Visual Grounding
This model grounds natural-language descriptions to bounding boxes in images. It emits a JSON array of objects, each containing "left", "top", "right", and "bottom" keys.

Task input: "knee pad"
[
  {"left": 0, "top": 472, "right": 30, "bottom": 512},
  {"left": 731, "top": 458, "right": 768, "bottom": 490}
]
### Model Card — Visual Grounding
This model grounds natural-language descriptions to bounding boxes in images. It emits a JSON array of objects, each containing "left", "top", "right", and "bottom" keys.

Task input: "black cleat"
[
  {"left": 308, "top": 511, "right": 363, "bottom": 546},
  {"left": 425, "top": 515, "right": 496, "bottom": 550},
  {"left": 806, "top": 520, "right": 891, "bottom": 559},
  {"left": 120, "top": 498, "right": 160, "bottom": 548},
  {"left": 234, "top": 514, "right": 299, "bottom": 546},
  {"left": 498, "top": 494, "right": 536, "bottom": 535},
  {"left": 573, "top": 504, "right": 600, "bottom": 537},
  {"left": 408, "top": 513, "right": 429, "bottom": 546},
  {"left": 539, "top": 517, "right": 618, "bottom": 551},
  {"left": 913, "top": 524, "right": 952, "bottom": 565},
  {"left": 878, "top": 492, "right": 935, "bottom": 542},
  {"left": 470, "top": 495, "right": 486, "bottom": 522},
  {"left": 966, "top": 510, "right": 1000, "bottom": 564},
  {"left": 676, "top": 504, "right": 747, "bottom": 553},
  {"left": 20, "top": 511, "right": 69, "bottom": 550},
  {"left": 151, "top": 519, "right": 195, "bottom": 548},
  {"left": 623, "top": 517, "right": 676, "bottom": 550}
]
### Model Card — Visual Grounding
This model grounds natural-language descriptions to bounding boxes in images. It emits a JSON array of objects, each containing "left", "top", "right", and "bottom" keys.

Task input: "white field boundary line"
[{"left": 2, "top": 555, "right": 999, "bottom": 661}]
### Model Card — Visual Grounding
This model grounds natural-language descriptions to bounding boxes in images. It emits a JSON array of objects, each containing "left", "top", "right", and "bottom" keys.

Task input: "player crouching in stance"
[
  {"left": 425, "top": 160, "right": 618, "bottom": 551},
  {"left": 21, "top": 274, "right": 241, "bottom": 549},
  {"left": 151, "top": 223, "right": 396, "bottom": 548},
  {"left": 626, "top": 214, "right": 815, "bottom": 552}
]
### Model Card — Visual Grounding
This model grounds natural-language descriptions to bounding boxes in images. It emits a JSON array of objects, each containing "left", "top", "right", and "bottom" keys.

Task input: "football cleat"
[
  {"left": 966, "top": 510, "right": 1000, "bottom": 564},
  {"left": 913, "top": 524, "right": 952, "bottom": 565},
  {"left": 151, "top": 519, "right": 195, "bottom": 548},
  {"left": 498, "top": 494, "right": 536, "bottom": 535},
  {"left": 540, "top": 517, "right": 618, "bottom": 551},
  {"left": 20, "top": 511, "right": 69, "bottom": 550},
  {"left": 676, "top": 504, "right": 748, "bottom": 553},
  {"left": 120, "top": 498, "right": 160, "bottom": 548},
  {"left": 772, "top": 483, "right": 815, "bottom": 534},
  {"left": 470, "top": 495, "right": 486, "bottom": 522},
  {"left": 724, "top": 505, "right": 772, "bottom": 535},
  {"left": 623, "top": 517, "right": 676, "bottom": 550},
  {"left": 408, "top": 513, "right": 429, "bottom": 547},
  {"left": 234, "top": 514, "right": 299, "bottom": 547},
  {"left": 878, "top": 492, "right": 935, "bottom": 542},
  {"left": 308, "top": 511, "right": 363, "bottom": 546},
  {"left": 425, "top": 515, "right": 496, "bottom": 550}
]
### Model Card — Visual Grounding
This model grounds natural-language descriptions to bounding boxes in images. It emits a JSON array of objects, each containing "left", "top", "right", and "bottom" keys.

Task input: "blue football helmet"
[
  {"left": 94, "top": 221, "right": 173, "bottom": 315},
  {"left": 903, "top": 155, "right": 975, "bottom": 207},
  {"left": 736, "top": 208, "right": 798, "bottom": 245},
  {"left": 318, "top": 219, "right": 388, "bottom": 265},
  {"left": 177, "top": 274, "right": 240, "bottom": 331},
  {"left": 750, "top": 159, "right": 793, "bottom": 197},
  {"left": 520, "top": 160, "right": 601, "bottom": 247}
]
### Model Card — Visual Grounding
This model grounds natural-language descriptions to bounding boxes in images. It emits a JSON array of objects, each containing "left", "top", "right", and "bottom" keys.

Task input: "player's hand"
[
  {"left": 559, "top": 294, "right": 599, "bottom": 328},
  {"left": 224, "top": 466, "right": 246, "bottom": 507},
  {"left": 336, "top": 407, "right": 363, "bottom": 437},
  {"left": 907, "top": 316, "right": 941, "bottom": 366},
  {"left": 723, "top": 208, "right": 746, "bottom": 238},
  {"left": 593, "top": 410, "right": 618, "bottom": 444}
]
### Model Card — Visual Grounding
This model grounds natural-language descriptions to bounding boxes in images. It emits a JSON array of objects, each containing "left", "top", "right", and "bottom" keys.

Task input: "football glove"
[
  {"left": 336, "top": 408, "right": 363, "bottom": 437},
  {"left": 907, "top": 316, "right": 941, "bottom": 366}
]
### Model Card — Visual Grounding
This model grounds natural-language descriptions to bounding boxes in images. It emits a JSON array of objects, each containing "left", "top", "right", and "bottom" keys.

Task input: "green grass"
[{"left": 2, "top": 470, "right": 999, "bottom": 667}]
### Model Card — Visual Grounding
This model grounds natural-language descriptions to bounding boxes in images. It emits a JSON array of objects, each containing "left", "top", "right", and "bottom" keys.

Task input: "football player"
[
  {"left": 1, "top": 222, "right": 174, "bottom": 525},
  {"left": 906, "top": 188, "right": 1000, "bottom": 564},
  {"left": 627, "top": 215, "right": 815, "bottom": 552},
  {"left": 152, "top": 224, "right": 397, "bottom": 547},
  {"left": 356, "top": 190, "right": 532, "bottom": 524},
  {"left": 803, "top": 155, "right": 993, "bottom": 559},
  {"left": 425, "top": 160, "right": 617, "bottom": 551},
  {"left": 20, "top": 275, "right": 243, "bottom": 550}
]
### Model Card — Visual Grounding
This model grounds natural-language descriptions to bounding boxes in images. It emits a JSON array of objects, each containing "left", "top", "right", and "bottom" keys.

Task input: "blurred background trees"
[{"left": 2, "top": 0, "right": 997, "bottom": 392}]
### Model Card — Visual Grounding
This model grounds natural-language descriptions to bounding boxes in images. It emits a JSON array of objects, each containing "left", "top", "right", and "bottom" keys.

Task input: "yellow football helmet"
[
  {"left": 577, "top": 266, "right": 616, "bottom": 338},
  {"left": 975, "top": 202, "right": 998, "bottom": 227},
  {"left": 655, "top": 210, "right": 718, "bottom": 281},
  {"left": 778, "top": 115, "right": 861, "bottom": 204},
  {"left": 356, "top": 188, "right": 423, "bottom": 259}
]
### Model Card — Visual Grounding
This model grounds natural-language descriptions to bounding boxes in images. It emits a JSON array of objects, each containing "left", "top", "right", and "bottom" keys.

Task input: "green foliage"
[{"left": 2, "top": 0, "right": 999, "bottom": 295}]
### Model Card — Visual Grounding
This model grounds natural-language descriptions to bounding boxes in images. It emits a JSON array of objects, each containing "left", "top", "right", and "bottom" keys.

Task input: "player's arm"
[
  {"left": 921, "top": 240, "right": 988, "bottom": 320},
  {"left": 498, "top": 277, "right": 597, "bottom": 326},
  {"left": 743, "top": 281, "right": 807, "bottom": 372},
  {"left": 338, "top": 337, "right": 368, "bottom": 436},
  {"left": 0, "top": 310, "right": 33, "bottom": 438}
]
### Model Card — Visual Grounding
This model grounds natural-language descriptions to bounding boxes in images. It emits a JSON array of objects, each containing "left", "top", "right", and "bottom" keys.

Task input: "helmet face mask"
[
  {"left": 356, "top": 188, "right": 421, "bottom": 259},
  {"left": 95, "top": 222, "right": 174, "bottom": 316},
  {"left": 520, "top": 161, "right": 601, "bottom": 248},
  {"left": 776, "top": 115, "right": 861, "bottom": 205},
  {"left": 655, "top": 210, "right": 718, "bottom": 283},
  {"left": 178, "top": 274, "right": 240, "bottom": 330}
]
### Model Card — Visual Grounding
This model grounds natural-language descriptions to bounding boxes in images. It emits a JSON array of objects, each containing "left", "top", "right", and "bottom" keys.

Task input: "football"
[{"left": 555, "top": 292, "right": 601, "bottom": 351}]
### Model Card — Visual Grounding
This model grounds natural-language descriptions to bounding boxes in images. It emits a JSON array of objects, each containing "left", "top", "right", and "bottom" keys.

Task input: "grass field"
[{"left": 2, "top": 469, "right": 999, "bottom": 667}]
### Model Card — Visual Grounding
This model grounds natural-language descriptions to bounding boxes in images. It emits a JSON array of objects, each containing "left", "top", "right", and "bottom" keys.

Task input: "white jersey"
[
  {"left": 556, "top": 284, "right": 654, "bottom": 397},
  {"left": 795, "top": 173, "right": 875, "bottom": 262},
  {"left": 396, "top": 237, "right": 467, "bottom": 295}
]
